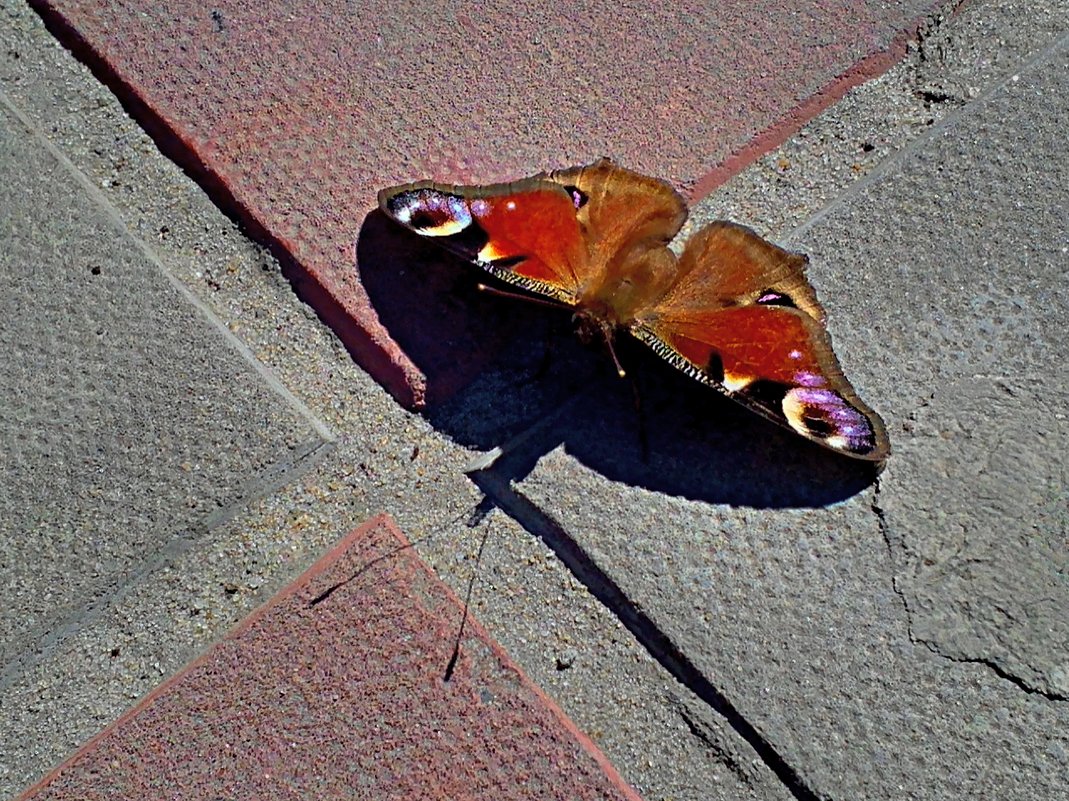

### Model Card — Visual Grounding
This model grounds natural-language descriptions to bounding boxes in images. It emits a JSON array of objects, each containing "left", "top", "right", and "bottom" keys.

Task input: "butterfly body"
[{"left": 379, "top": 159, "right": 889, "bottom": 461}]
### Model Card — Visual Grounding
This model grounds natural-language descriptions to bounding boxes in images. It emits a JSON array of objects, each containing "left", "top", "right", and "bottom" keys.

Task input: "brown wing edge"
[{"left": 673, "top": 221, "right": 827, "bottom": 324}]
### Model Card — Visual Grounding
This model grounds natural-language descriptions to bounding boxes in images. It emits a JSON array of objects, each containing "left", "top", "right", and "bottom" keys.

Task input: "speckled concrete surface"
[
  {"left": 3, "top": 1, "right": 1068, "bottom": 800},
  {"left": 25, "top": 0, "right": 957, "bottom": 408},
  {"left": 17, "top": 516, "right": 643, "bottom": 801},
  {"left": 0, "top": 91, "right": 330, "bottom": 689},
  {"left": 789, "top": 36, "right": 1069, "bottom": 702}
]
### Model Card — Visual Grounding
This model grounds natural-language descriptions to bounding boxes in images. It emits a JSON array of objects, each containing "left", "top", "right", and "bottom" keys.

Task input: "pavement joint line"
[
  {"left": 468, "top": 468, "right": 821, "bottom": 801},
  {"left": 1, "top": 82, "right": 339, "bottom": 694},
  {"left": 686, "top": 0, "right": 967, "bottom": 201},
  {"left": 666, "top": 691, "right": 758, "bottom": 789},
  {"left": 24, "top": 0, "right": 429, "bottom": 410},
  {"left": 0, "top": 85, "right": 335, "bottom": 445},
  {"left": 6, "top": 1, "right": 1060, "bottom": 795},
  {"left": 196, "top": 437, "right": 336, "bottom": 531},
  {"left": 0, "top": 436, "right": 335, "bottom": 695},
  {"left": 786, "top": 26, "right": 1069, "bottom": 246}
]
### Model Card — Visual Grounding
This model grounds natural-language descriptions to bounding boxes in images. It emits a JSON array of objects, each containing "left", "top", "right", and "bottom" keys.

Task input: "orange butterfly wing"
[
  {"left": 378, "top": 159, "right": 689, "bottom": 307},
  {"left": 633, "top": 222, "right": 890, "bottom": 460},
  {"left": 378, "top": 177, "right": 588, "bottom": 303}
]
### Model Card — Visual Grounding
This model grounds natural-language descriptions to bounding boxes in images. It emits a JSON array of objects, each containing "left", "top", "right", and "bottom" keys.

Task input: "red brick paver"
[
  {"left": 31, "top": 0, "right": 954, "bottom": 405},
  {"left": 19, "top": 515, "right": 641, "bottom": 801}
]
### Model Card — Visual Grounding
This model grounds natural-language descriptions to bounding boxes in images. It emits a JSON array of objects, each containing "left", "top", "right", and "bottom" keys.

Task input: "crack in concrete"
[
  {"left": 872, "top": 480, "right": 1067, "bottom": 703},
  {"left": 872, "top": 477, "right": 914, "bottom": 634},
  {"left": 936, "top": 651, "right": 1068, "bottom": 702}
]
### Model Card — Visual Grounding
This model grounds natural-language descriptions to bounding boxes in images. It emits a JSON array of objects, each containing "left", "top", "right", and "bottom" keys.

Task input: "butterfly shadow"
[
  {"left": 359, "top": 210, "right": 881, "bottom": 509},
  {"left": 358, "top": 210, "right": 568, "bottom": 403},
  {"left": 430, "top": 336, "right": 880, "bottom": 510}
]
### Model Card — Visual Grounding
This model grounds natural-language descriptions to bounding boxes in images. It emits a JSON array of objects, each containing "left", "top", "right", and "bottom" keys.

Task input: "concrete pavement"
[{"left": 2, "top": 1, "right": 1067, "bottom": 799}]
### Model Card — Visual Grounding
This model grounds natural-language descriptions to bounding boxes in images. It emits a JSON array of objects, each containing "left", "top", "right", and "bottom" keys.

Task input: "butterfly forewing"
[{"left": 378, "top": 179, "right": 588, "bottom": 303}]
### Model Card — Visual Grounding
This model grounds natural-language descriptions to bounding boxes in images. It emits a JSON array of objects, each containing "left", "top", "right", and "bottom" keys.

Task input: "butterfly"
[{"left": 378, "top": 158, "right": 889, "bottom": 461}]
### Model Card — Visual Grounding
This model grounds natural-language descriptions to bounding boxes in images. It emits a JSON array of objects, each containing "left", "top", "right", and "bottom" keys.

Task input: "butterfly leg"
[{"left": 629, "top": 371, "right": 651, "bottom": 463}]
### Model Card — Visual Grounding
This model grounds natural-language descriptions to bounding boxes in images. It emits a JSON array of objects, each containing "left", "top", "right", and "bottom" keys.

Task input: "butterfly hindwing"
[
  {"left": 378, "top": 178, "right": 588, "bottom": 303},
  {"left": 634, "top": 222, "right": 889, "bottom": 460}
]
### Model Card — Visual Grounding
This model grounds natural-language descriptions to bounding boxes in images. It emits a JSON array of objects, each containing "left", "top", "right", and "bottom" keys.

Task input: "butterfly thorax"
[
  {"left": 572, "top": 244, "right": 678, "bottom": 336},
  {"left": 572, "top": 301, "right": 622, "bottom": 347}
]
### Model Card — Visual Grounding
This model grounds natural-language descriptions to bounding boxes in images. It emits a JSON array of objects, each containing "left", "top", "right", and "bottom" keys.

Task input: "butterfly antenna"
[
  {"left": 476, "top": 283, "right": 569, "bottom": 311},
  {"left": 308, "top": 505, "right": 480, "bottom": 609},
  {"left": 603, "top": 329, "right": 627, "bottom": 379},
  {"left": 444, "top": 500, "right": 495, "bottom": 682}
]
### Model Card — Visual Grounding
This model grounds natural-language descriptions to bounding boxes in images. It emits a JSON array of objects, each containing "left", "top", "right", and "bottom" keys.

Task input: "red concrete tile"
[
  {"left": 19, "top": 515, "right": 642, "bottom": 801},
  {"left": 31, "top": 0, "right": 954, "bottom": 406}
]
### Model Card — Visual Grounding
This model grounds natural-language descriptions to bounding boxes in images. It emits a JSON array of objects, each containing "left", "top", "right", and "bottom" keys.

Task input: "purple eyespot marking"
[
  {"left": 390, "top": 189, "right": 471, "bottom": 233},
  {"left": 564, "top": 185, "right": 589, "bottom": 210},
  {"left": 470, "top": 198, "right": 489, "bottom": 217},
  {"left": 755, "top": 290, "right": 796, "bottom": 308},
  {"left": 784, "top": 387, "right": 875, "bottom": 453},
  {"left": 790, "top": 387, "right": 837, "bottom": 406},
  {"left": 793, "top": 370, "right": 826, "bottom": 387}
]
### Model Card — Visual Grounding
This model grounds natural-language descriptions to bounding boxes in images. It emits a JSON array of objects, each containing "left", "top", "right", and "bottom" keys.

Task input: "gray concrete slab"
[
  {"left": 788, "top": 34, "right": 1069, "bottom": 702},
  {"left": 0, "top": 94, "right": 331, "bottom": 668},
  {"left": 483, "top": 25, "right": 1069, "bottom": 801}
]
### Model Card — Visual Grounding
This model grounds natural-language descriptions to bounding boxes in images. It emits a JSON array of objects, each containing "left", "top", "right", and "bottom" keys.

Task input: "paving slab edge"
[
  {"left": 0, "top": 84, "right": 336, "bottom": 444},
  {"left": 15, "top": 513, "right": 645, "bottom": 801},
  {"left": 690, "top": 0, "right": 968, "bottom": 199},
  {"left": 789, "top": 24, "right": 1069, "bottom": 245},
  {"left": 25, "top": 0, "right": 426, "bottom": 410},
  {"left": 26, "top": 0, "right": 964, "bottom": 413}
]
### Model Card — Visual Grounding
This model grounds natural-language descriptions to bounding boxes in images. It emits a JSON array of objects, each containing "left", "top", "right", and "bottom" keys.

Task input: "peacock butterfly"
[{"left": 378, "top": 158, "right": 890, "bottom": 461}]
